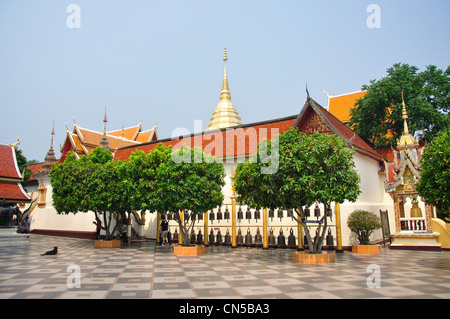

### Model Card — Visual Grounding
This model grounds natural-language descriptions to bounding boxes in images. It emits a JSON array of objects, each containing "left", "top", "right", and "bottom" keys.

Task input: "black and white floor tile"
[{"left": 0, "top": 234, "right": 449, "bottom": 299}]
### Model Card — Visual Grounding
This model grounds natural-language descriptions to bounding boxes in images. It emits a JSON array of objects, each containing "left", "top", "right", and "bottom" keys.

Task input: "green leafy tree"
[
  {"left": 50, "top": 147, "right": 123, "bottom": 239},
  {"left": 349, "top": 63, "right": 450, "bottom": 148},
  {"left": 347, "top": 210, "right": 382, "bottom": 245},
  {"left": 234, "top": 128, "right": 361, "bottom": 254},
  {"left": 148, "top": 144, "right": 225, "bottom": 246},
  {"left": 416, "top": 129, "right": 450, "bottom": 219}
]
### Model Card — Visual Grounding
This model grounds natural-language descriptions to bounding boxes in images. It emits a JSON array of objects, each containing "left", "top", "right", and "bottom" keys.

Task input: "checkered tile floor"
[{"left": 0, "top": 234, "right": 449, "bottom": 299}]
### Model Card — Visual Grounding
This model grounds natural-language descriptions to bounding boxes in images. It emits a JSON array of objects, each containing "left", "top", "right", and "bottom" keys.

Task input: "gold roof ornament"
[
  {"left": 9, "top": 136, "right": 20, "bottom": 149},
  {"left": 206, "top": 48, "right": 242, "bottom": 131},
  {"left": 397, "top": 92, "right": 419, "bottom": 149},
  {"left": 99, "top": 106, "right": 111, "bottom": 149}
]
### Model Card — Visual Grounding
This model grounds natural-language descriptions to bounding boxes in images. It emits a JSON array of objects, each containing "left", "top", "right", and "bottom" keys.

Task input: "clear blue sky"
[{"left": 0, "top": 0, "right": 449, "bottom": 161}]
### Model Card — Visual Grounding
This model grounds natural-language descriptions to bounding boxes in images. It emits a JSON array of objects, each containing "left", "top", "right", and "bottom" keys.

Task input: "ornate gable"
[{"left": 298, "top": 108, "right": 333, "bottom": 135}]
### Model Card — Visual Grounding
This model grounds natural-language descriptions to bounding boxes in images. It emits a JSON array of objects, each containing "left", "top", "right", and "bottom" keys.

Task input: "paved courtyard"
[{"left": 0, "top": 234, "right": 449, "bottom": 299}]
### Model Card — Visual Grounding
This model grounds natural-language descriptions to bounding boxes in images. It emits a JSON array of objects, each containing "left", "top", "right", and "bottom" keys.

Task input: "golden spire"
[
  {"left": 100, "top": 106, "right": 110, "bottom": 149},
  {"left": 397, "top": 93, "right": 418, "bottom": 149},
  {"left": 50, "top": 120, "right": 55, "bottom": 149},
  {"left": 42, "top": 121, "right": 57, "bottom": 170},
  {"left": 401, "top": 92, "right": 409, "bottom": 135},
  {"left": 206, "top": 48, "right": 242, "bottom": 131}
]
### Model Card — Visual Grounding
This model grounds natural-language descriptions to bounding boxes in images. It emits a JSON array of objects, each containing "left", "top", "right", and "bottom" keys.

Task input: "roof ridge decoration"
[
  {"left": 8, "top": 136, "right": 20, "bottom": 149},
  {"left": 206, "top": 47, "right": 243, "bottom": 131}
]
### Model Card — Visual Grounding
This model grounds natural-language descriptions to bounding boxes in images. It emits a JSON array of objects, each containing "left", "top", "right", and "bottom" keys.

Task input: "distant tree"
[
  {"left": 234, "top": 129, "right": 361, "bottom": 254},
  {"left": 26, "top": 159, "right": 39, "bottom": 166},
  {"left": 416, "top": 129, "right": 450, "bottom": 219},
  {"left": 349, "top": 63, "right": 450, "bottom": 148}
]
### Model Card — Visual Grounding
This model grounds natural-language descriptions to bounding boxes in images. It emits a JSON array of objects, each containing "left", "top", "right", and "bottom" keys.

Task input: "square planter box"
[
  {"left": 94, "top": 240, "right": 121, "bottom": 248},
  {"left": 173, "top": 245, "right": 205, "bottom": 256},
  {"left": 292, "top": 251, "right": 335, "bottom": 264},
  {"left": 352, "top": 244, "right": 380, "bottom": 255}
]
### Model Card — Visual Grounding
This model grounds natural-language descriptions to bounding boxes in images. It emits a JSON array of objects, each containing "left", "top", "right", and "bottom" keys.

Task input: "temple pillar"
[
  {"left": 179, "top": 210, "right": 184, "bottom": 245},
  {"left": 262, "top": 208, "right": 268, "bottom": 249},
  {"left": 335, "top": 202, "right": 343, "bottom": 253},
  {"left": 204, "top": 211, "right": 209, "bottom": 246},
  {"left": 393, "top": 195, "right": 402, "bottom": 232},
  {"left": 425, "top": 203, "right": 434, "bottom": 231},
  {"left": 157, "top": 213, "right": 161, "bottom": 243},
  {"left": 231, "top": 198, "right": 237, "bottom": 248},
  {"left": 297, "top": 221, "right": 304, "bottom": 251}
]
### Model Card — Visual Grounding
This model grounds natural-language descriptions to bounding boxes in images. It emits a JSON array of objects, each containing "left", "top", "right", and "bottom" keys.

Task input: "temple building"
[
  {"left": 26, "top": 115, "right": 158, "bottom": 238},
  {"left": 20, "top": 49, "right": 443, "bottom": 250}
]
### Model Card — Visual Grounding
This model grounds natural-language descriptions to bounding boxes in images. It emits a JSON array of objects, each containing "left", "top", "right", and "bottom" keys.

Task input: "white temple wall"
[{"left": 27, "top": 150, "right": 403, "bottom": 248}]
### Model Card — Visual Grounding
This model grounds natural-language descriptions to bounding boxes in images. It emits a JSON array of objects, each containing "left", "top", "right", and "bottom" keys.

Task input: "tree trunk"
[
  {"left": 174, "top": 210, "right": 197, "bottom": 246},
  {"left": 295, "top": 204, "right": 330, "bottom": 254}
]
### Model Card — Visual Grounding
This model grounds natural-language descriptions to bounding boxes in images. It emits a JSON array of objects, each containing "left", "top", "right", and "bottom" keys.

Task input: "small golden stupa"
[{"left": 206, "top": 48, "right": 242, "bottom": 131}]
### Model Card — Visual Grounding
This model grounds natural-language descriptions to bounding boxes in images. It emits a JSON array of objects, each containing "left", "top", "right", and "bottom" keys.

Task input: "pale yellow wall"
[{"left": 432, "top": 218, "right": 450, "bottom": 249}]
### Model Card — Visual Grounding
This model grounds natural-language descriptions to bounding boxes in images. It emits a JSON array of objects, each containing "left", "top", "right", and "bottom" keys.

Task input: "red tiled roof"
[
  {"left": 115, "top": 98, "right": 382, "bottom": 163},
  {"left": 60, "top": 123, "right": 158, "bottom": 162},
  {"left": 0, "top": 181, "right": 30, "bottom": 202},
  {"left": 114, "top": 116, "right": 297, "bottom": 161},
  {"left": 27, "top": 163, "right": 44, "bottom": 182},
  {"left": 0, "top": 144, "right": 22, "bottom": 179}
]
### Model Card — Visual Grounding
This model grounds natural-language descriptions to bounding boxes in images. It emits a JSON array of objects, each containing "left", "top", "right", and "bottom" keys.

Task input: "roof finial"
[
  {"left": 100, "top": 106, "right": 110, "bottom": 149},
  {"left": 223, "top": 47, "right": 228, "bottom": 63},
  {"left": 221, "top": 47, "right": 229, "bottom": 94},
  {"left": 103, "top": 106, "right": 108, "bottom": 124},
  {"left": 9, "top": 136, "right": 20, "bottom": 149},
  {"left": 306, "top": 83, "right": 310, "bottom": 99},
  {"left": 401, "top": 92, "right": 409, "bottom": 135},
  {"left": 50, "top": 120, "right": 55, "bottom": 149}
]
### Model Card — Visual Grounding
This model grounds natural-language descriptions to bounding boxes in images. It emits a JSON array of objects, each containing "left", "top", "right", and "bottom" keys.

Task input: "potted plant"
[{"left": 347, "top": 210, "right": 382, "bottom": 254}]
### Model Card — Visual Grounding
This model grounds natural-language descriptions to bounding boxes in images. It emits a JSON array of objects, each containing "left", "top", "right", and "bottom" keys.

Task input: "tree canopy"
[
  {"left": 416, "top": 129, "right": 450, "bottom": 219},
  {"left": 234, "top": 128, "right": 361, "bottom": 253},
  {"left": 50, "top": 144, "right": 225, "bottom": 244},
  {"left": 349, "top": 63, "right": 450, "bottom": 148},
  {"left": 50, "top": 147, "right": 121, "bottom": 239},
  {"left": 149, "top": 144, "right": 225, "bottom": 245}
]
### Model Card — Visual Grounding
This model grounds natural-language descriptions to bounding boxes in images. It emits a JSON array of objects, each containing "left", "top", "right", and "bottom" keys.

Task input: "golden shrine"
[{"left": 385, "top": 94, "right": 440, "bottom": 250}]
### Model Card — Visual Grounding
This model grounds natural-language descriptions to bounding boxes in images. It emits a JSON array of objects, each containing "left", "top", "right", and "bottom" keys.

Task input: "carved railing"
[{"left": 400, "top": 218, "right": 427, "bottom": 232}]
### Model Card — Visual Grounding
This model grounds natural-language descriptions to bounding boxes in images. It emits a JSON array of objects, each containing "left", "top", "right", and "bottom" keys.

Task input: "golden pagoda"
[{"left": 206, "top": 48, "right": 242, "bottom": 131}]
